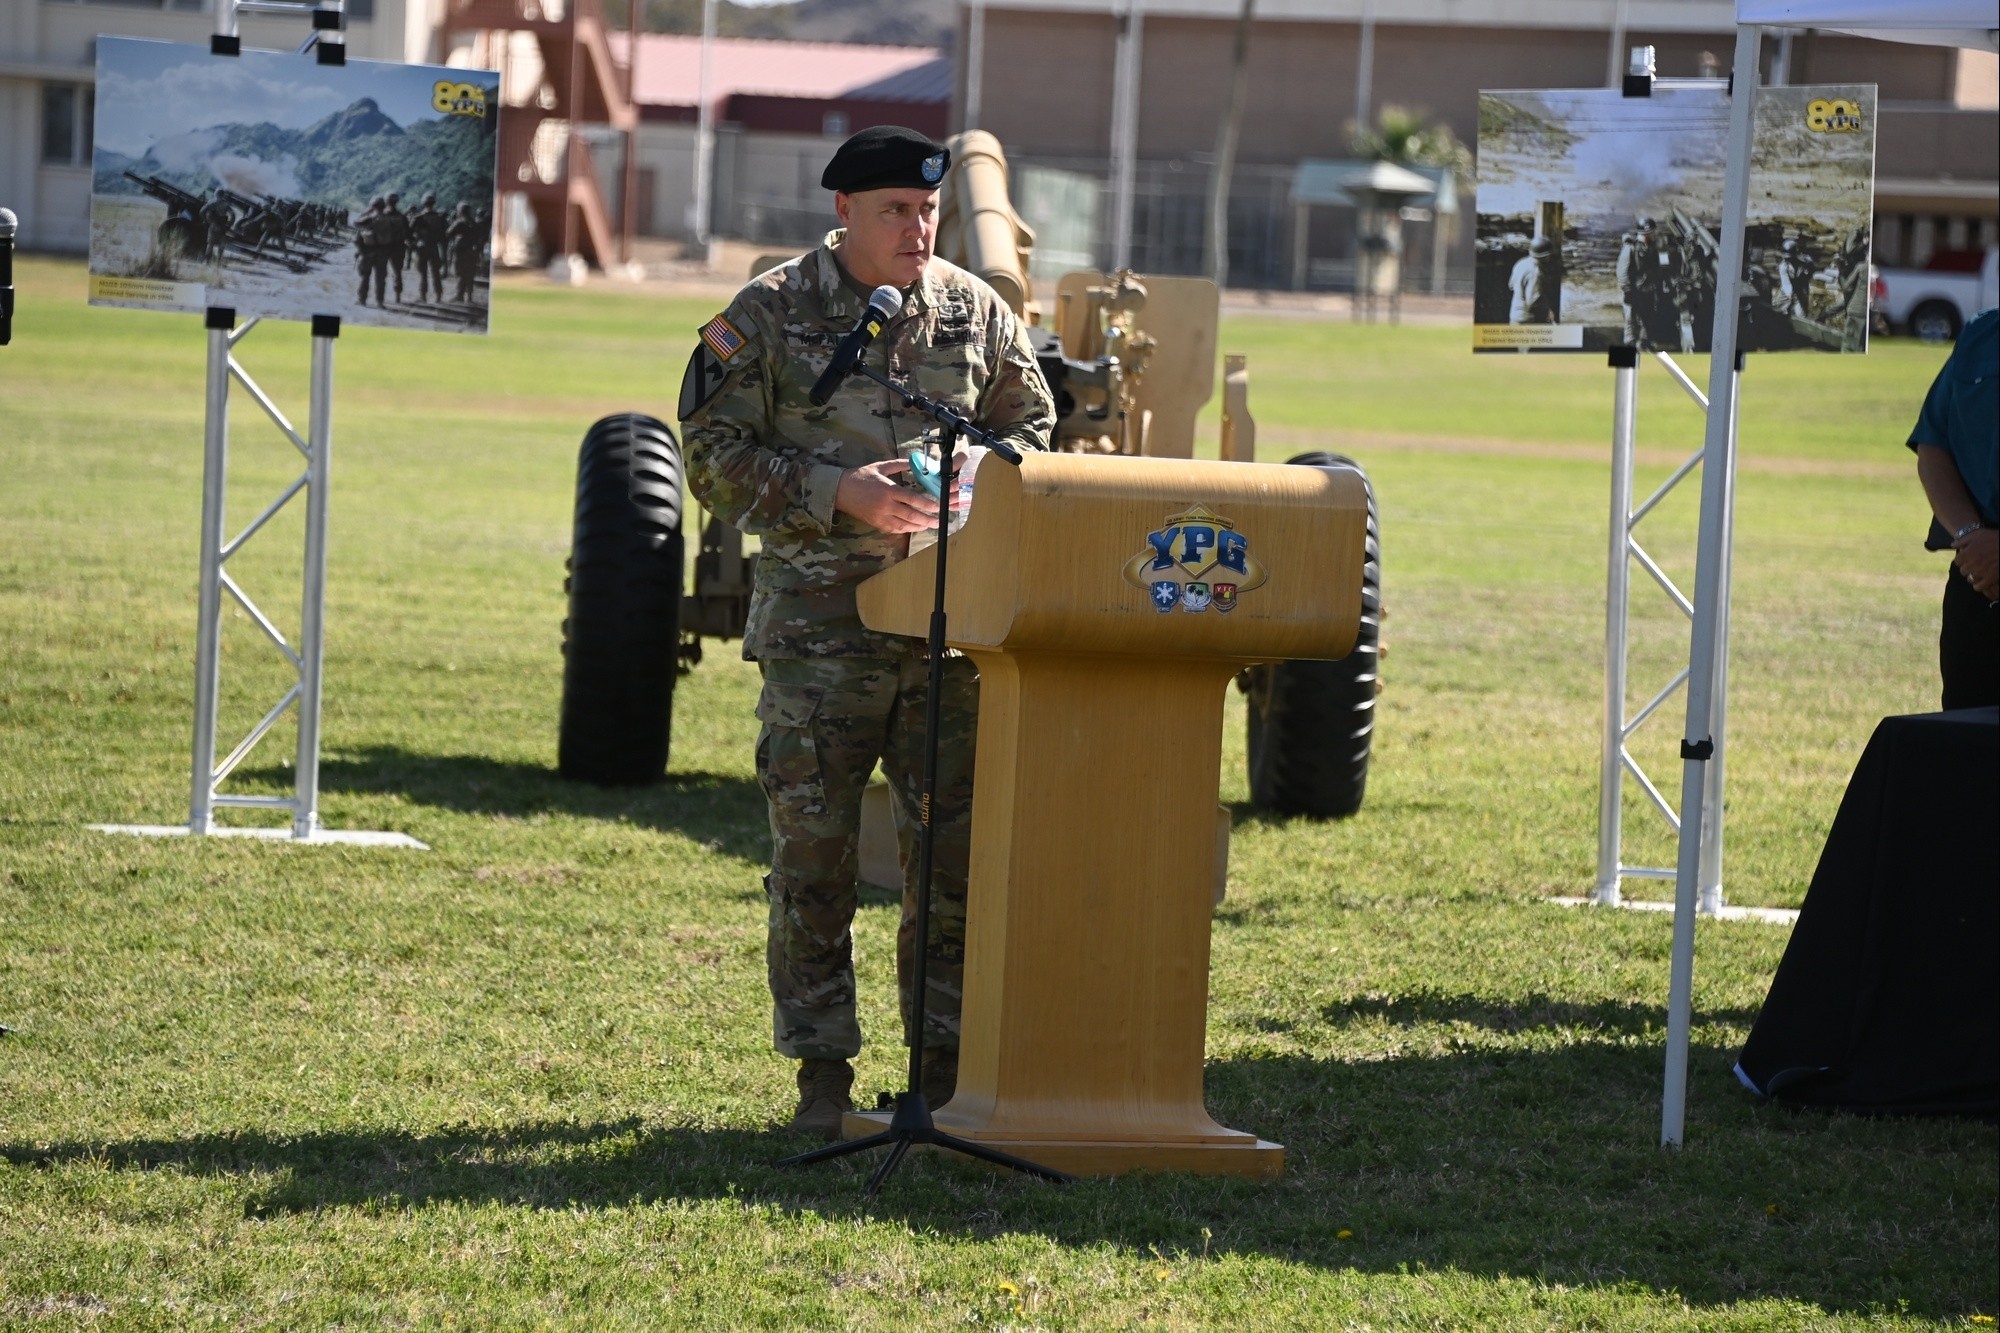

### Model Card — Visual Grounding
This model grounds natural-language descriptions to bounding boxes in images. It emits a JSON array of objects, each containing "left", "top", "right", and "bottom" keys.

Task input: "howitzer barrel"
[
  {"left": 125, "top": 172, "right": 202, "bottom": 210},
  {"left": 940, "top": 130, "right": 1036, "bottom": 319}
]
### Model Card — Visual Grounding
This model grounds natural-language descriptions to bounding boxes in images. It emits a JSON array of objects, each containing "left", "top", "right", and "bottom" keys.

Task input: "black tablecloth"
[{"left": 1736, "top": 706, "right": 1998, "bottom": 1117}]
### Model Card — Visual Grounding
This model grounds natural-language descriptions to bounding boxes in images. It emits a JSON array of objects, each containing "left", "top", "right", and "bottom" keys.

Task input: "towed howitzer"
[
  {"left": 122, "top": 171, "right": 206, "bottom": 259},
  {"left": 252, "top": 192, "right": 343, "bottom": 250},
  {"left": 214, "top": 187, "right": 275, "bottom": 225},
  {"left": 936, "top": 130, "right": 1214, "bottom": 460},
  {"left": 211, "top": 189, "right": 316, "bottom": 271},
  {"left": 1670, "top": 204, "right": 1841, "bottom": 349},
  {"left": 123, "top": 173, "right": 311, "bottom": 272}
]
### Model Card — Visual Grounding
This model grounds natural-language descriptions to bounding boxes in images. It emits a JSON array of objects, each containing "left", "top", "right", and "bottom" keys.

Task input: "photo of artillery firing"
[
  {"left": 88, "top": 36, "right": 500, "bottom": 334},
  {"left": 1473, "top": 83, "right": 1877, "bottom": 355}
]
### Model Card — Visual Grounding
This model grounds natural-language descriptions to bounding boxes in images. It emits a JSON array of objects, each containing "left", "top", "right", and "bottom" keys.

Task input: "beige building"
[
  {"left": 958, "top": 0, "right": 2000, "bottom": 286},
  {"left": 1, "top": 0, "right": 445, "bottom": 253}
]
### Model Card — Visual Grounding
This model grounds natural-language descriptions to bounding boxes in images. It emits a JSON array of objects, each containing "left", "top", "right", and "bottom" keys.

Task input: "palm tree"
[{"left": 1349, "top": 105, "right": 1473, "bottom": 182}]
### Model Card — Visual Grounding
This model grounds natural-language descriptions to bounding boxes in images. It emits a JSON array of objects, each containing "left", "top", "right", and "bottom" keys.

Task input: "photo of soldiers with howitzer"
[
  {"left": 88, "top": 37, "right": 499, "bottom": 334},
  {"left": 1474, "top": 83, "right": 1877, "bottom": 355}
]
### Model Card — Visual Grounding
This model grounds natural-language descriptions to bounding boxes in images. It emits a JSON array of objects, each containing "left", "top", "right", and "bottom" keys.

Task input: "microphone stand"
[{"left": 775, "top": 365, "right": 1070, "bottom": 1195}]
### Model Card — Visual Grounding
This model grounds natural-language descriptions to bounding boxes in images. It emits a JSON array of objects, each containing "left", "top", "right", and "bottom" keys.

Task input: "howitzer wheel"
[
  {"left": 1240, "top": 451, "right": 1379, "bottom": 819},
  {"left": 158, "top": 215, "right": 202, "bottom": 259},
  {"left": 559, "top": 414, "right": 686, "bottom": 785}
]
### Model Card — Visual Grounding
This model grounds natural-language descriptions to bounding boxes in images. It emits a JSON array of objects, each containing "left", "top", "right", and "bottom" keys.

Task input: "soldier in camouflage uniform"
[{"left": 678, "top": 126, "right": 1054, "bottom": 1139}]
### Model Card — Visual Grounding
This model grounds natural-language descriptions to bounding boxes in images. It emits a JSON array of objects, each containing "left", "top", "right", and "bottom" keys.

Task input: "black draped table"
[{"left": 1736, "top": 706, "right": 1998, "bottom": 1117}]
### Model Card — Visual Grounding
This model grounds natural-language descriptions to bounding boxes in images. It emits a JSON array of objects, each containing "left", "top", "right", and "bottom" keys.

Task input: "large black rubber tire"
[
  {"left": 558, "top": 414, "right": 685, "bottom": 785},
  {"left": 1243, "top": 450, "right": 1380, "bottom": 818},
  {"left": 158, "top": 215, "right": 202, "bottom": 259}
]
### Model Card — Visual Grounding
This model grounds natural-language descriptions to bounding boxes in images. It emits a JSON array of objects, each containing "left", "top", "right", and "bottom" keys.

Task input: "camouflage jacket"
[
  {"left": 679, "top": 231, "right": 1055, "bottom": 659},
  {"left": 410, "top": 207, "right": 448, "bottom": 251}
]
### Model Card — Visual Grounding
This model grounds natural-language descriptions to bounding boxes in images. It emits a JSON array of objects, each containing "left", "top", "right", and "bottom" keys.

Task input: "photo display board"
[
  {"left": 89, "top": 36, "right": 501, "bottom": 334},
  {"left": 1474, "top": 84, "right": 1876, "bottom": 354}
]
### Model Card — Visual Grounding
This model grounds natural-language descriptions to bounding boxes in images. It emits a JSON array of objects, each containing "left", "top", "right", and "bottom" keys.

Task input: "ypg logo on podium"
[{"left": 1122, "top": 504, "right": 1270, "bottom": 614}]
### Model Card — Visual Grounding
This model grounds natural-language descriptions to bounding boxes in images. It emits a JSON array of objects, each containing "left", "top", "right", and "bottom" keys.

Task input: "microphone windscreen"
[{"left": 868, "top": 285, "right": 903, "bottom": 319}]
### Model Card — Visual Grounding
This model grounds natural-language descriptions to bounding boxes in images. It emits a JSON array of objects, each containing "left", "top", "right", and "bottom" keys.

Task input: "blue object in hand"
[{"left": 905, "top": 446, "right": 944, "bottom": 499}]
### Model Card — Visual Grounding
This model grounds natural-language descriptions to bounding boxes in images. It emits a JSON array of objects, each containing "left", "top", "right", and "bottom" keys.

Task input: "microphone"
[
  {"left": 0, "top": 208, "right": 16, "bottom": 347},
  {"left": 808, "top": 284, "right": 902, "bottom": 406}
]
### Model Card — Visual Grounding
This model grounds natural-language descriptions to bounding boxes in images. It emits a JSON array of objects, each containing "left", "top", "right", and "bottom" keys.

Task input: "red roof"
[{"left": 609, "top": 33, "right": 948, "bottom": 112}]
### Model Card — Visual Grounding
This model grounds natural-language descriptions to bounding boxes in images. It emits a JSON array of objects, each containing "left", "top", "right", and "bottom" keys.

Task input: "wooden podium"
[{"left": 847, "top": 452, "right": 1368, "bottom": 1177}]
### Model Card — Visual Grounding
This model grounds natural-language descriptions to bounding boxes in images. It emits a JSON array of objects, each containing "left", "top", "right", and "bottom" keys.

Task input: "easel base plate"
[
  {"left": 90, "top": 824, "right": 429, "bottom": 850},
  {"left": 840, "top": 1111, "right": 1284, "bottom": 1178}
]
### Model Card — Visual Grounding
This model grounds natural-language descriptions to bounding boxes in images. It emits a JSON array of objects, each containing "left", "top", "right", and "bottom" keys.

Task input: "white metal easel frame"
[
  {"left": 93, "top": 0, "right": 424, "bottom": 850},
  {"left": 1596, "top": 345, "right": 1737, "bottom": 917}
]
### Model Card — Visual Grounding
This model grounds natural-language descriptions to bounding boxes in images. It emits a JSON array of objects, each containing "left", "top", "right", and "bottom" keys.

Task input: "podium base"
[{"left": 840, "top": 1111, "right": 1284, "bottom": 1178}]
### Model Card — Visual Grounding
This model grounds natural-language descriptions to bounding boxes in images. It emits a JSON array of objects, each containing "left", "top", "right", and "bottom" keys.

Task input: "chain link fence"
[{"left": 701, "top": 138, "right": 1470, "bottom": 293}]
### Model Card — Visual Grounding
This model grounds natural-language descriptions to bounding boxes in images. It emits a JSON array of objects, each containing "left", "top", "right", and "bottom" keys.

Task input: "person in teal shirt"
[{"left": 1907, "top": 306, "right": 1998, "bottom": 709}]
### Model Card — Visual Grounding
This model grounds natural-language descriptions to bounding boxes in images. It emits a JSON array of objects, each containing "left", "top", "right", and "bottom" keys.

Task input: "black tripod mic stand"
[{"left": 775, "top": 367, "right": 1071, "bottom": 1195}]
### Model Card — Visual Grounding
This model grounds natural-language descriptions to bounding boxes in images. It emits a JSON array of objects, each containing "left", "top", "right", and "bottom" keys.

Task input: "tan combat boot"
[
  {"left": 788, "top": 1058, "right": 855, "bottom": 1140},
  {"left": 920, "top": 1047, "right": 958, "bottom": 1107}
]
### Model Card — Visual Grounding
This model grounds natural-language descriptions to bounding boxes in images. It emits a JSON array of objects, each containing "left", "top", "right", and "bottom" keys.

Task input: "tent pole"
[
  {"left": 1661, "top": 22, "right": 1760, "bottom": 1151},
  {"left": 1698, "top": 360, "right": 1743, "bottom": 915}
]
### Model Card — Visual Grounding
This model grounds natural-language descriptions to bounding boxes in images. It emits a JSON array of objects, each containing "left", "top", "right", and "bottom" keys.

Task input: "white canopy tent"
[{"left": 1659, "top": 0, "right": 1999, "bottom": 1147}]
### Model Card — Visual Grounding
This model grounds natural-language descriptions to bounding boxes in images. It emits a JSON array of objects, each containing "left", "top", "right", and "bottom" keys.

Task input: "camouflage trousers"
[{"left": 756, "top": 653, "right": 979, "bottom": 1062}]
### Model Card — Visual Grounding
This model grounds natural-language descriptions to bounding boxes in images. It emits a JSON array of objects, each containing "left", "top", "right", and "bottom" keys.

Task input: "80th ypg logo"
[
  {"left": 1806, "top": 98, "right": 1864, "bottom": 132},
  {"left": 1122, "top": 504, "right": 1269, "bottom": 614},
  {"left": 433, "top": 81, "right": 489, "bottom": 119}
]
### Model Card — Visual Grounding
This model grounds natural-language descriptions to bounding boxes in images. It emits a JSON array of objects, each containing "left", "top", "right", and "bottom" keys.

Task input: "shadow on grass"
[
  {"left": 6, "top": 1036, "right": 1990, "bottom": 1317},
  {"left": 1315, "top": 989, "right": 1762, "bottom": 1037},
  {"left": 241, "top": 746, "right": 771, "bottom": 866}
]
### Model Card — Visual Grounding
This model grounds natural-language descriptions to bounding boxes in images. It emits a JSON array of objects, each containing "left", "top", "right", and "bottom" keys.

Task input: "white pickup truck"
[{"left": 1873, "top": 245, "right": 2000, "bottom": 342}]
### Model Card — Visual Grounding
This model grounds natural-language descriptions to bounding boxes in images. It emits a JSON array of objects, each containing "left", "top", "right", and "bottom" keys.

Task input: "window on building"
[
  {"left": 41, "top": 83, "right": 93, "bottom": 167},
  {"left": 823, "top": 111, "right": 848, "bottom": 139}
]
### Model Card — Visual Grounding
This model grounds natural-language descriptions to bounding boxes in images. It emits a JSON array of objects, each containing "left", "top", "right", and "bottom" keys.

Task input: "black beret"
[{"left": 821, "top": 125, "right": 951, "bottom": 193}]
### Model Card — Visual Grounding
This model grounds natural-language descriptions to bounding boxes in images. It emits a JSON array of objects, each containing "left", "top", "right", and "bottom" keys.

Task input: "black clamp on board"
[
  {"left": 1680, "top": 737, "right": 1715, "bottom": 761},
  {"left": 205, "top": 306, "right": 236, "bottom": 331},
  {"left": 211, "top": 34, "right": 241, "bottom": 56},
  {"left": 1622, "top": 72, "right": 1652, "bottom": 98},
  {"left": 311, "top": 314, "right": 342, "bottom": 339},
  {"left": 312, "top": 7, "right": 343, "bottom": 28},
  {"left": 1734, "top": 348, "right": 1747, "bottom": 371},
  {"left": 1608, "top": 346, "right": 1639, "bottom": 369},
  {"left": 316, "top": 41, "right": 346, "bottom": 65}
]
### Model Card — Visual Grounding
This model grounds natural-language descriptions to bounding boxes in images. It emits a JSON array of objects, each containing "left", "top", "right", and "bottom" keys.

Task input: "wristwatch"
[{"left": 1950, "top": 520, "right": 1985, "bottom": 547}]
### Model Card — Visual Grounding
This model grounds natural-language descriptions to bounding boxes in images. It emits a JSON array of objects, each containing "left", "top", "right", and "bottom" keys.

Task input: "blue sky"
[{"left": 94, "top": 36, "right": 496, "bottom": 159}]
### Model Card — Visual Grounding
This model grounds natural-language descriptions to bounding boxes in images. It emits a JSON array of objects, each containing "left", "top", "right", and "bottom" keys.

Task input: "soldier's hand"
[{"left": 835, "top": 458, "right": 939, "bottom": 534}]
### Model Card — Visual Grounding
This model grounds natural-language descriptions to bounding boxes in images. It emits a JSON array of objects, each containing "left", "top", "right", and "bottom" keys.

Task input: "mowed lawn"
[{"left": 0, "top": 254, "right": 1992, "bottom": 1330}]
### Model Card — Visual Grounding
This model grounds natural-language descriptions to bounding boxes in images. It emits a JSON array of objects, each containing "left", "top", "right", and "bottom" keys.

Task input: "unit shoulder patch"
[{"left": 680, "top": 343, "right": 731, "bottom": 420}]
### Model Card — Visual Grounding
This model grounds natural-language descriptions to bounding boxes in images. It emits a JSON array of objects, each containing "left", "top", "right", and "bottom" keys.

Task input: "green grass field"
[{"left": 1, "top": 255, "right": 1992, "bottom": 1330}]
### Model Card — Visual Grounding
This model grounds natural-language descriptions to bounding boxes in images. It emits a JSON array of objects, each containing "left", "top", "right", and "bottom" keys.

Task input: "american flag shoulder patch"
[{"left": 699, "top": 314, "right": 746, "bottom": 360}]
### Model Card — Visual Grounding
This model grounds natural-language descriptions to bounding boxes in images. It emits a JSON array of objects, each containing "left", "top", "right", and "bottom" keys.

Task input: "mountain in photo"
[{"left": 98, "top": 97, "right": 496, "bottom": 212}]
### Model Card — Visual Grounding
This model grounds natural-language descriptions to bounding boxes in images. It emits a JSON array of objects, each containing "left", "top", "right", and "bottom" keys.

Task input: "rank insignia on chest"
[{"left": 1122, "top": 504, "right": 1269, "bottom": 612}]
